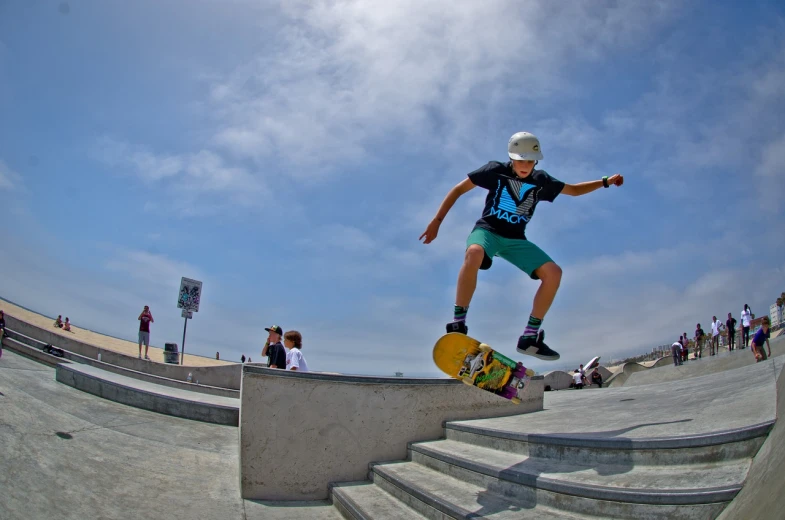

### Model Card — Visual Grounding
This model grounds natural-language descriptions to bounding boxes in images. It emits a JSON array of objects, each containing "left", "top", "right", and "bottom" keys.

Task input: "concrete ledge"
[
  {"left": 4, "top": 314, "right": 242, "bottom": 389},
  {"left": 4, "top": 328, "right": 238, "bottom": 398},
  {"left": 445, "top": 421, "right": 775, "bottom": 450},
  {"left": 239, "top": 366, "right": 544, "bottom": 500},
  {"left": 56, "top": 363, "right": 239, "bottom": 426},
  {"left": 2, "top": 335, "right": 71, "bottom": 368}
]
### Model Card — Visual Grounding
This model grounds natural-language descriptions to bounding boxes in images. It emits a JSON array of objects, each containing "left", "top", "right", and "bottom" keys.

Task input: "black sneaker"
[
  {"left": 446, "top": 321, "right": 468, "bottom": 334},
  {"left": 516, "top": 330, "right": 560, "bottom": 360}
]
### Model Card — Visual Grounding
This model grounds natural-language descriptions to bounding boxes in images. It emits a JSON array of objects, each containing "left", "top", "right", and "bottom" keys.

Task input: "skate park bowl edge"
[{"left": 239, "top": 365, "right": 545, "bottom": 500}]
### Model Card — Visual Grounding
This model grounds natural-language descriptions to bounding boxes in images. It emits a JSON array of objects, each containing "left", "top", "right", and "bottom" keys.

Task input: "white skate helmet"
[{"left": 508, "top": 132, "right": 543, "bottom": 161}]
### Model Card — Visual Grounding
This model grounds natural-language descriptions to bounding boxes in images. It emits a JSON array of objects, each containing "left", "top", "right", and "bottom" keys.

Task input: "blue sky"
[{"left": 1, "top": 0, "right": 784, "bottom": 376}]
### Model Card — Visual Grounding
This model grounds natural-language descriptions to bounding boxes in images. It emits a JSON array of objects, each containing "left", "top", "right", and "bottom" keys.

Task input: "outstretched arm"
[
  {"left": 562, "top": 174, "right": 623, "bottom": 196},
  {"left": 419, "top": 178, "right": 476, "bottom": 244}
]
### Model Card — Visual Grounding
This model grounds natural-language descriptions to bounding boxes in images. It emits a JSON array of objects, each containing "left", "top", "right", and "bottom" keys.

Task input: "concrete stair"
[{"left": 329, "top": 356, "right": 782, "bottom": 519}]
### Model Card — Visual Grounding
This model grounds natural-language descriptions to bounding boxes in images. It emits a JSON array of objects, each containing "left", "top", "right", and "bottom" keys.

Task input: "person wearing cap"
[
  {"left": 262, "top": 325, "right": 287, "bottom": 369},
  {"left": 420, "top": 132, "right": 623, "bottom": 361}
]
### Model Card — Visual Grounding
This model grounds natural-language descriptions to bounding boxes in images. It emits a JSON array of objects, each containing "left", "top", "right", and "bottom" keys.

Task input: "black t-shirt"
[
  {"left": 266, "top": 342, "right": 287, "bottom": 369},
  {"left": 726, "top": 317, "right": 737, "bottom": 332},
  {"left": 468, "top": 161, "right": 564, "bottom": 239}
]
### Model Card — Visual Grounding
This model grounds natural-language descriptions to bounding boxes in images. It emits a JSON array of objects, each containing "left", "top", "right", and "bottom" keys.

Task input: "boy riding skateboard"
[{"left": 420, "top": 132, "right": 624, "bottom": 361}]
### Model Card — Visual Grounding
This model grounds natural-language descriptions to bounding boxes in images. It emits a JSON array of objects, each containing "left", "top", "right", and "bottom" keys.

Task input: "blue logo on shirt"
[{"left": 486, "top": 181, "right": 537, "bottom": 224}]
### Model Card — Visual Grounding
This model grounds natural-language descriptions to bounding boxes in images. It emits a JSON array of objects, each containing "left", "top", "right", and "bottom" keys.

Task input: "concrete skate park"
[{"left": 2, "top": 298, "right": 784, "bottom": 519}]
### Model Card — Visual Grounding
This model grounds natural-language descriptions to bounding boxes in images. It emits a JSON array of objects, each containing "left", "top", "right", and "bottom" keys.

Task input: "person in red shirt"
[{"left": 138, "top": 305, "right": 154, "bottom": 360}]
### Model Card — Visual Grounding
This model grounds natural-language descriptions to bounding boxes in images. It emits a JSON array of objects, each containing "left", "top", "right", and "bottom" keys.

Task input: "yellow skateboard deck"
[{"left": 433, "top": 333, "right": 535, "bottom": 403}]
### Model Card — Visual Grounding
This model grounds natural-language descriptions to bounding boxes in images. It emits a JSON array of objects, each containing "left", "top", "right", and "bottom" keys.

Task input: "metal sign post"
[{"left": 176, "top": 278, "right": 202, "bottom": 365}]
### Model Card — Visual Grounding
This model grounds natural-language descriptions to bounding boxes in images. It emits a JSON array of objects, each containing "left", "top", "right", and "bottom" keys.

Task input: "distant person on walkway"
[
  {"left": 216, "top": 352, "right": 220, "bottom": 360},
  {"left": 138, "top": 305, "right": 154, "bottom": 360},
  {"left": 284, "top": 330, "right": 309, "bottom": 372},
  {"left": 672, "top": 338, "right": 683, "bottom": 366},
  {"left": 262, "top": 325, "right": 286, "bottom": 369},
  {"left": 54, "top": 315, "right": 63, "bottom": 328},
  {"left": 0, "top": 310, "right": 5, "bottom": 357},
  {"left": 741, "top": 304, "right": 752, "bottom": 348},
  {"left": 726, "top": 313, "right": 737, "bottom": 351},
  {"left": 590, "top": 367, "right": 603, "bottom": 388},
  {"left": 572, "top": 370, "right": 584, "bottom": 389},
  {"left": 63, "top": 317, "right": 71, "bottom": 332},
  {"left": 710, "top": 317, "right": 720, "bottom": 356},
  {"left": 751, "top": 317, "right": 772, "bottom": 362},
  {"left": 681, "top": 333, "right": 689, "bottom": 362},
  {"left": 694, "top": 324, "right": 705, "bottom": 359},
  {"left": 241, "top": 354, "right": 246, "bottom": 363}
]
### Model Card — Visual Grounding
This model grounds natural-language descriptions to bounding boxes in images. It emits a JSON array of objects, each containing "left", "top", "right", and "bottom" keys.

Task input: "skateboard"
[{"left": 433, "top": 333, "right": 535, "bottom": 404}]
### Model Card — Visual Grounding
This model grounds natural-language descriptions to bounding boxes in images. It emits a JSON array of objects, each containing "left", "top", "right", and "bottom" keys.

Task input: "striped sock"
[
  {"left": 523, "top": 315, "right": 542, "bottom": 337},
  {"left": 453, "top": 305, "right": 468, "bottom": 323}
]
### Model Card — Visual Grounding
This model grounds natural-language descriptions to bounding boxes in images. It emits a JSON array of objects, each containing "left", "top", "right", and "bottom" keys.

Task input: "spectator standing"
[
  {"left": 672, "top": 338, "right": 683, "bottom": 366},
  {"left": 726, "top": 313, "right": 737, "bottom": 351},
  {"left": 216, "top": 352, "right": 220, "bottom": 360},
  {"left": 0, "top": 310, "right": 5, "bottom": 357},
  {"left": 241, "top": 354, "right": 246, "bottom": 363},
  {"left": 578, "top": 364, "right": 588, "bottom": 386},
  {"left": 741, "top": 304, "right": 752, "bottom": 348},
  {"left": 710, "top": 317, "right": 720, "bottom": 356},
  {"left": 284, "top": 330, "right": 310, "bottom": 372},
  {"left": 138, "top": 305, "right": 154, "bottom": 360},
  {"left": 694, "top": 324, "right": 705, "bottom": 359},
  {"left": 681, "top": 333, "right": 689, "bottom": 362},
  {"left": 262, "top": 325, "right": 287, "bottom": 369}
]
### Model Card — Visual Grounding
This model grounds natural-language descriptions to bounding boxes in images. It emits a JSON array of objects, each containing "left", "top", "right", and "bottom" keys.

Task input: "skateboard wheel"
[
  {"left": 525, "top": 368, "right": 535, "bottom": 377},
  {"left": 461, "top": 376, "right": 474, "bottom": 386},
  {"left": 479, "top": 343, "right": 492, "bottom": 353},
  {"left": 510, "top": 397, "right": 521, "bottom": 405}
]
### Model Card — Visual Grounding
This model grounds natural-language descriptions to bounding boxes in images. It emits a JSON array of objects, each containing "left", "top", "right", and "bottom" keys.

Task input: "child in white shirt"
[{"left": 284, "top": 330, "right": 310, "bottom": 372}]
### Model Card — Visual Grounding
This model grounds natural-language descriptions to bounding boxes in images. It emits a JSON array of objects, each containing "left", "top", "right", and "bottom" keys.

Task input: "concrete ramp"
[
  {"left": 56, "top": 362, "right": 239, "bottom": 425},
  {"left": 718, "top": 354, "right": 785, "bottom": 518},
  {"left": 626, "top": 342, "right": 784, "bottom": 387}
]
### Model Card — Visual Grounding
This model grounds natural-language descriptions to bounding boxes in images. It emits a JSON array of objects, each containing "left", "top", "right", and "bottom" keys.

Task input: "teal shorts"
[{"left": 466, "top": 227, "right": 553, "bottom": 280}]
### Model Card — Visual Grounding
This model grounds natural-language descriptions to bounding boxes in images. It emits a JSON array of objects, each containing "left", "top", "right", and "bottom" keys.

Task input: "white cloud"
[
  {"left": 206, "top": 0, "right": 682, "bottom": 171},
  {"left": 0, "top": 159, "right": 22, "bottom": 190},
  {"left": 755, "top": 133, "right": 785, "bottom": 209},
  {"left": 91, "top": 137, "right": 269, "bottom": 213}
]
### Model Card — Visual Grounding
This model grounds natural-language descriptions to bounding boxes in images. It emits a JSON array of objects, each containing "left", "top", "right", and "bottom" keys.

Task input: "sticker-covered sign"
[{"left": 177, "top": 277, "right": 202, "bottom": 313}]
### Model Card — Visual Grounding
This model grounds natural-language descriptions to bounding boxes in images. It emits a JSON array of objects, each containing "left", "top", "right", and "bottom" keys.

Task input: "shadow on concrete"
[{"left": 467, "top": 418, "right": 695, "bottom": 516}]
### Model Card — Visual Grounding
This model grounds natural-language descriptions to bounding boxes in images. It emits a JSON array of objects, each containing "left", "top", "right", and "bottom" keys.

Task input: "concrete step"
[
  {"left": 369, "top": 461, "right": 589, "bottom": 519},
  {"left": 372, "top": 459, "right": 729, "bottom": 520},
  {"left": 55, "top": 362, "right": 239, "bottom": 425},
  {"left": 330, "top": 481, "right": 428, "bottom": 520},
  {"left": 410, "top": 439, "right": 746, "bottom": 505},
  {"left": 444, "top": 421, "right": 771, "bottom": 467}
]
